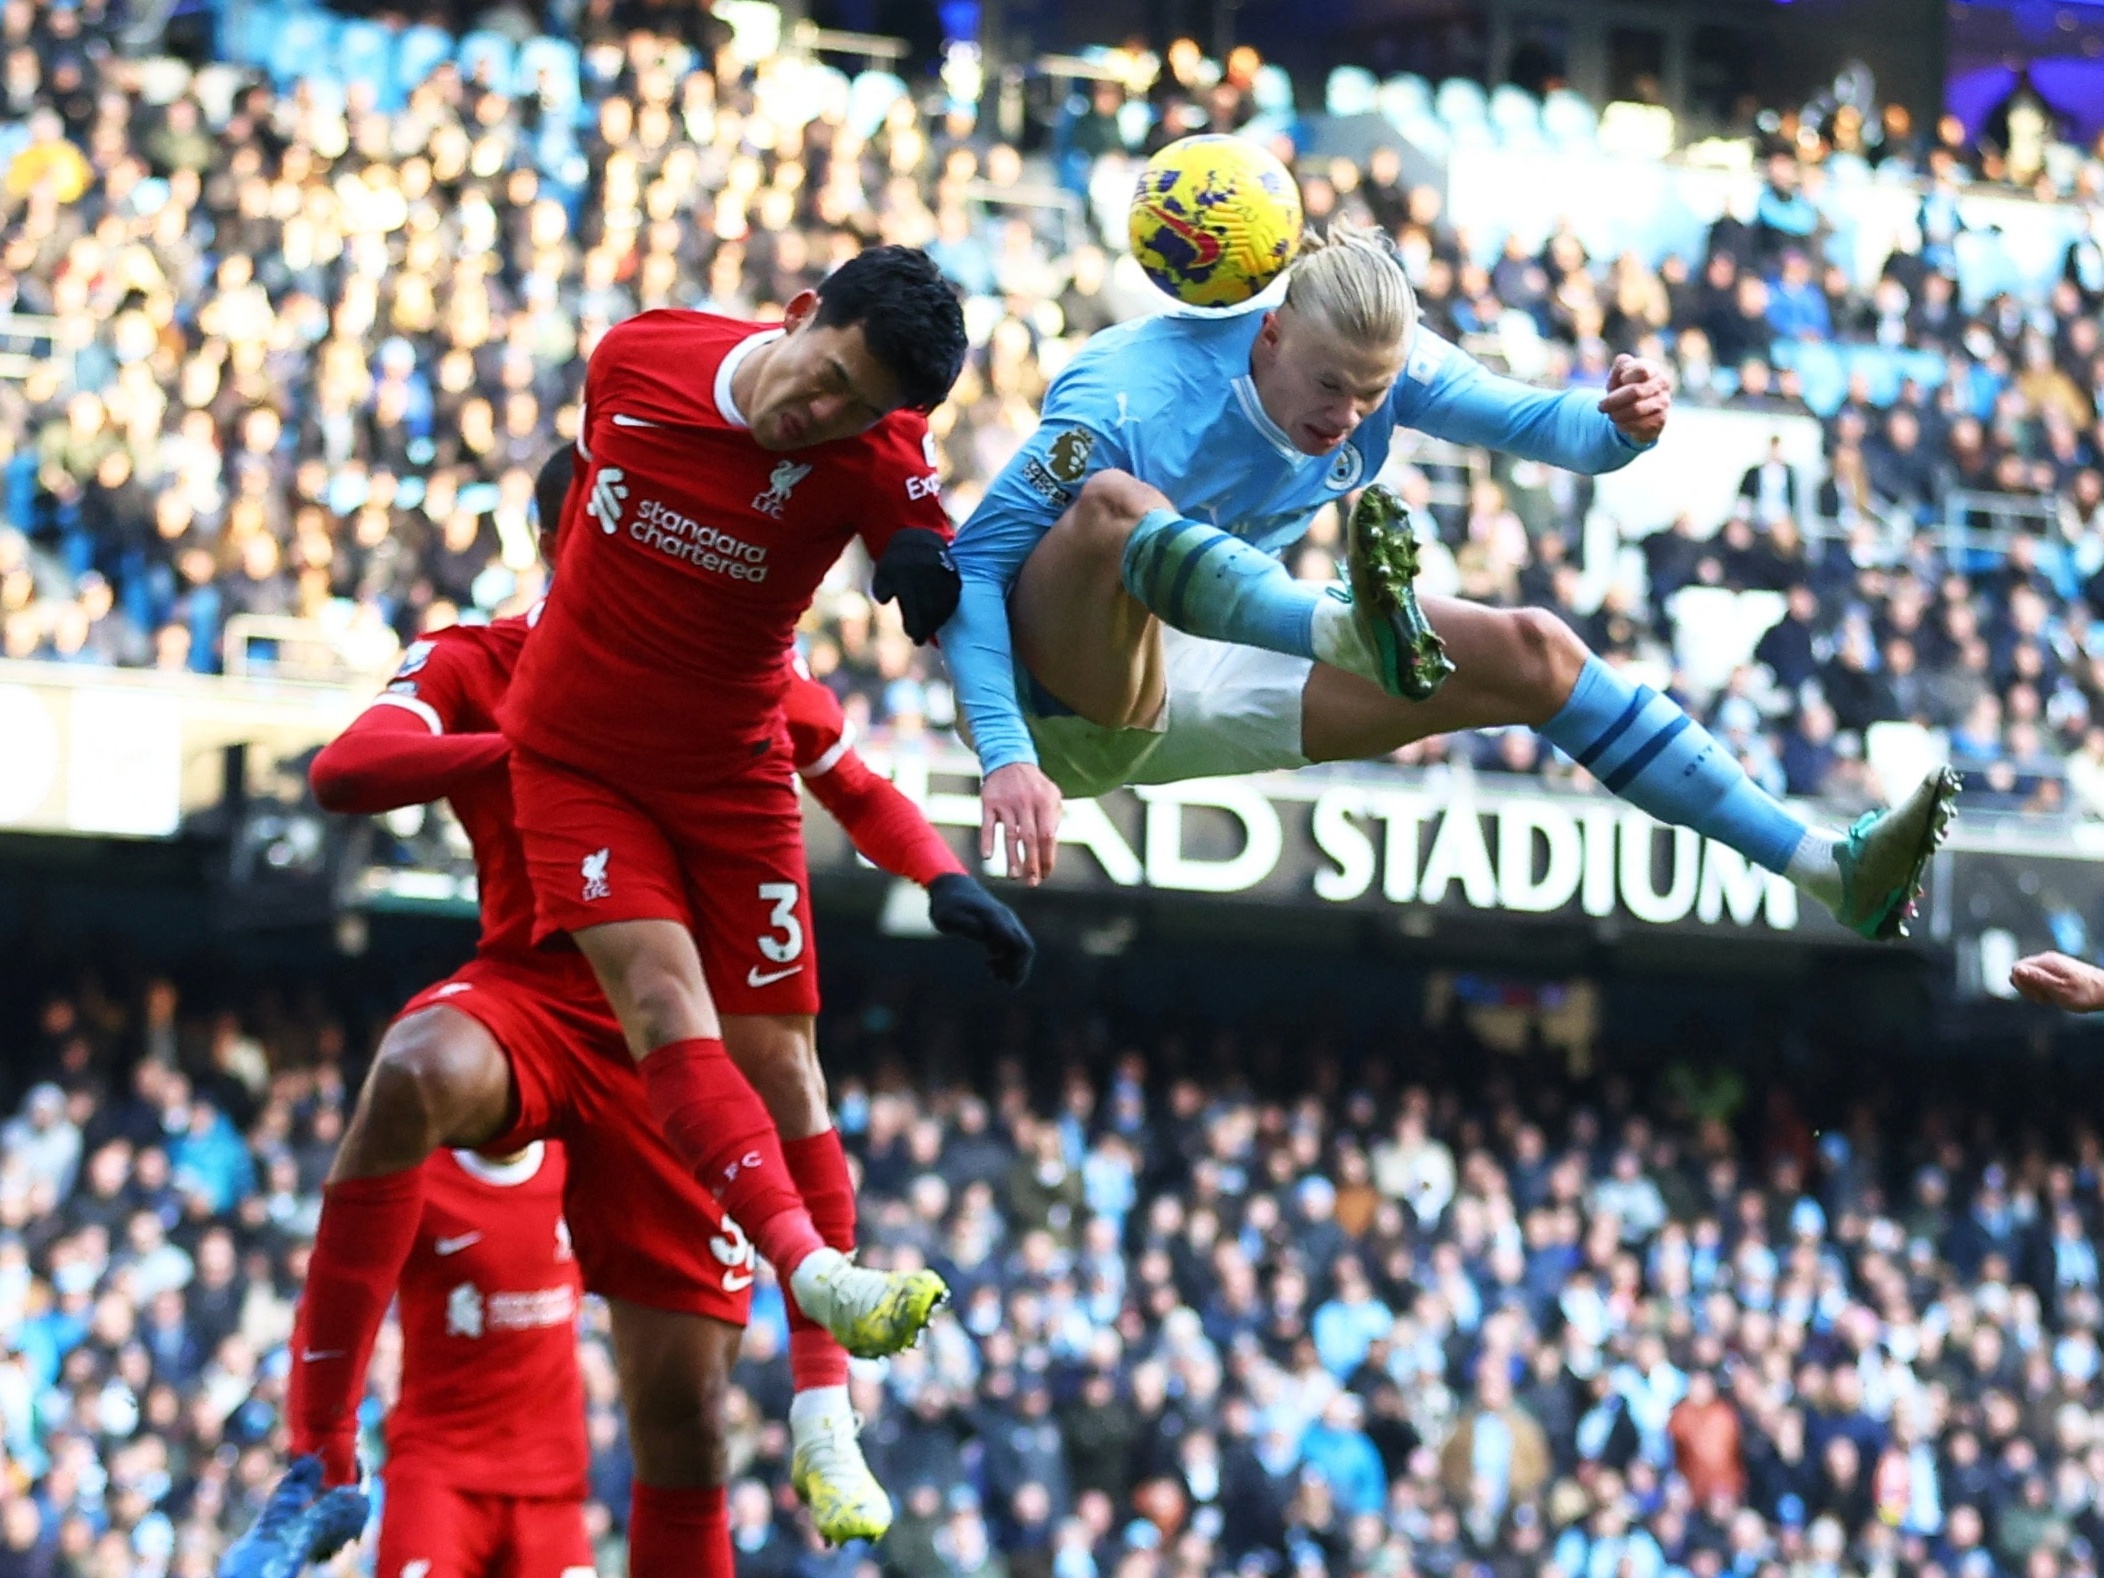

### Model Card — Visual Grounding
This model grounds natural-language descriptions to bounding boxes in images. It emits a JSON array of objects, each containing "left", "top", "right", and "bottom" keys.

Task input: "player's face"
[
  {"left": 1250, "top": 306, "right": 1406, "bottom": 456},
  {"left": 743, "top": 291, "right": 905, "bottom": 451}
]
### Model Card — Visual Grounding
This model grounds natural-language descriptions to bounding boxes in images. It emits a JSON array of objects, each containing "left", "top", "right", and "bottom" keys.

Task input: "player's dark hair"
[{"left": 813, "top": 245, "right": 967, "bottom": 412}]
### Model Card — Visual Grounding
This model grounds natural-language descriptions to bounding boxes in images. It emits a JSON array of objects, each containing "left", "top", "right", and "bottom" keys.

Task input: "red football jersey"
[
  {"left": 369, "top": 618, "right": 552, "bottom": 965},
  {"left": 384, "top": 1145, "right": 586, "bottom": 1500},
  {"left": 785, "top": 660, "right": 854, "bottom": 777},
  {"left": 499, "top": 310, "right": 949, "bottom": 786}
]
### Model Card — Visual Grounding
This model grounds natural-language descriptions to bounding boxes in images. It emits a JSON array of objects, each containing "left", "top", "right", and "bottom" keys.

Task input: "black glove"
[
  {"left": 927, "top": 872, "right": 1036, "bottom": 986},
  {"left": 872, "top": 527, "right": 960, "bottom": 644}
]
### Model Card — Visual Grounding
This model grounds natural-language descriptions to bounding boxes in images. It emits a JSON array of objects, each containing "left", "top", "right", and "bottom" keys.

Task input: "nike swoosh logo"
[
  {"left": 746, "top": 964, "right": 805, "bottom": 989},
  {"left": 610, "top": 413, "right": 663, "bottom": 428},
  {"left": 302, "top": 1349, "right": 345, "bottom": 1362},
  {"left": 434, "top": 1233, "right": 483, "bottom": 1256}
]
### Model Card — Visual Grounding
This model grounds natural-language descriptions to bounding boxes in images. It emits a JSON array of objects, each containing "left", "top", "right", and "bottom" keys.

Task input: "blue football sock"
[
  {"left": 1539, "top": 658, "right": 1807, "bottom": 874},
  {"left": 1120, "top": 508, "right": 1319, "bottom": 659}
]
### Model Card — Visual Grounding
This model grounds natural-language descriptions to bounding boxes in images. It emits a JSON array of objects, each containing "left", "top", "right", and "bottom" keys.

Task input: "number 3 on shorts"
[{"left": 757, "top": 882, "right": 804, "bottom": 965}]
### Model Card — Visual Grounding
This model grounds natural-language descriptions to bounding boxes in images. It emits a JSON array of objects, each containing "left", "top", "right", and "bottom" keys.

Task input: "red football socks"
[
  {"left": 782, "top": 1129, "right": 857, "bottom": 1391},
  {"left": 629, "top": 1483, "right": 730, "bottom": 1578},
  {"left": 286, "top": 1167, "right": 426, "bottom": 1485},
  {"left": 639, "top": 1038, "right": 826, "bottom": 1274}
]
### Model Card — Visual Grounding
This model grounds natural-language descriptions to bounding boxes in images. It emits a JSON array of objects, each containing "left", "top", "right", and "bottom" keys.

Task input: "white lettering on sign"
[
  {"left": 850, "top": 754, "right": 1799, "bottom": 932},
  {"left": 1136, "top": 780, "right": 1284, "bottom": 894},
  {"left": 1302, "top": 792, "right": 1797, "bottom": 932}
]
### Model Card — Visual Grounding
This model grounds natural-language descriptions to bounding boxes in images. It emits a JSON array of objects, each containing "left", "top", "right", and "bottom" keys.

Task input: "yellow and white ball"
[{"left": 1128, "top": 134, "right": 1304, "bottom": 308}]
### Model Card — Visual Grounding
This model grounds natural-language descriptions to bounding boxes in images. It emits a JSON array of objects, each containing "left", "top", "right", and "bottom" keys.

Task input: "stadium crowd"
[
  {"left": 0, "top": 0, "right": 2103, "bottom": 818},
  {"left": 7, "top": 955, "right": 2104, "bottom": 1578}
]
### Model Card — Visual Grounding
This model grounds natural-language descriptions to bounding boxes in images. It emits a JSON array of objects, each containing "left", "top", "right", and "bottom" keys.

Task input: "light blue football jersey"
[{"left": 943, "top": 311, "right": 1647, "bottom": 776}]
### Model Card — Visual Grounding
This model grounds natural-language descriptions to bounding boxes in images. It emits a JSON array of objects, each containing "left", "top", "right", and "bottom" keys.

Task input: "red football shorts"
[
  {"left": 396, "top": 956, "right": 756, "bottom": 1325},
  {"left": 376, "top": 1475, "right": 593, "bottom": 1578},
  {"left": 508, "top": 747, "right": 821, "bottom": 1018}
]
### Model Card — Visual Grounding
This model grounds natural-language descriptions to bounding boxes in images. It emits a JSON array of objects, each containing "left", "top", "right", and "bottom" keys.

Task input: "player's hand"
[
  {"left": 2010, "top": 951, "right": 2104, "bottom": 1014},
  {"left": 980, "top": 762, "right": 1063, "bottom": 885},
  {"left": 872, "top": 528, "right": 960, "bottom": 644},
  {"left": 1599, "top": 355, "right": 1672, "bottom": 446},
  {"left": 927, "top": 872, "right": 1036, "bottom": 985}
]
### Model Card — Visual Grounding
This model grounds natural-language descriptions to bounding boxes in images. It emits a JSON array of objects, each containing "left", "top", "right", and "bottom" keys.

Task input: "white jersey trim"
[
  {"left": 369, "top": 693, "right": 443, "bottom": 735},
  {"left": 1230, "top": 375, "right": 1313, "bottom": 465},
  {"left": 798, "top": 719, "right": 857, "bottom": 779},
  {"left": 713, "top": 328, "right": 785, "bottom": 429},
  {"left": 451, "top": 1142, "right": 547, "bottom": 1186}
]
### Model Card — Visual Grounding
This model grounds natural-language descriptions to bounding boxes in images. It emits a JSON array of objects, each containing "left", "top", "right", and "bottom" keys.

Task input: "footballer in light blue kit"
[{"left": 940, "top": 225, "right": 1956, "bottom": 939}]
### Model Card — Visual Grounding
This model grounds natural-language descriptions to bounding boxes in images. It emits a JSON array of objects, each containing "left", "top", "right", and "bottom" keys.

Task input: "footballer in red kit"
[
  {"left": 492, "top": 248, "right": 976, "bottom": 1534},
  {"left": 500, "top": 305, "right": 949, "bottom": 1010},
  {"left": 377, "top": 1144, "right": 595, "bottom": 1578}
]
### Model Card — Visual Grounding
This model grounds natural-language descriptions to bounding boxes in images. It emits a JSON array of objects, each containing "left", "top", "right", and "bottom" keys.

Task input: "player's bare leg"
[
  {"left": 1298, "top": 597, "right": 1958, "bottom": 942},
  {"left": 330, "top": 1007, "right": 516, "bottom": 1180},
  {"left": 609, "top": 1300, "right": 742, "bottom": 1577},
  {"left": 1009, "top": 469, "right": 1173, "bottom": 731},
  {"left": 291, "top": 1009, "right": 515, "bottom": 1481},
  {"left": 572, "top": 920, "right": 944, "bottom": 1364},
  {"left": 719, "top": 1012, "right": 891, "bottom": 1540},
  {"left": 228, "top": 1007, "right": 520, "bottom": 1577},
  {"left": 977, "top": 471, "right": 1170, "bottom": 881},
  {"left": 1298, "top": 598, "right": 1590, "bottom": 757}
]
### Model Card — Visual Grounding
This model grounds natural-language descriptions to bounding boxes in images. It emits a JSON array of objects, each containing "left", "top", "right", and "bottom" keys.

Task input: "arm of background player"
[
  {"left": 310, "top": 703, "right": 509, "bottom": 815},
  {"left": 802, "top": 746, "right": 965, "bottom": 886},
  {"left": 1394, "top": 332, "right": 1648, "bottom": 475}
]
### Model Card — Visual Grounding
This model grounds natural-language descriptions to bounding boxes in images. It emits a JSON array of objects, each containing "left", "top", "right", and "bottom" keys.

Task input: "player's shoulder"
[
  {"left": 1054, "top": 311, "right": 1255, "bottom": 421},
  {"left": 1390, "top": 328, "right": 1469, "bottom": 403},
  {"left": 600, "top": 308, "right": 756, "bottom": 358},
  {"left": 590, "top": 310, "right": 764, "bottom": 421}
]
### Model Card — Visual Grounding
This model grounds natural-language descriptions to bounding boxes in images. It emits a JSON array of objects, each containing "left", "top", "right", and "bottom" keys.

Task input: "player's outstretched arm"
[
  {"left": 2011, "top": 952, "right": 2104, "bottom": 1013},
  {"left": 1394, "top": 335, "right": 1667, "bottom": 472},
  {"left": 311, "top": 705, "right": 509, "bottom": 815}
]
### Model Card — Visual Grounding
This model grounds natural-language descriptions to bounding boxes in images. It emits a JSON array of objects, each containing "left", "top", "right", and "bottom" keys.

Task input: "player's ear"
[{"left": 782, "top": 289, "right": 820, "bottom": 331}]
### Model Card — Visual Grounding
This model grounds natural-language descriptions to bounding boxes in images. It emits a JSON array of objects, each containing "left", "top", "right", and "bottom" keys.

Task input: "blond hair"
[{"left": 1282, "top": 221, "right": 1418, "bottom": 350}]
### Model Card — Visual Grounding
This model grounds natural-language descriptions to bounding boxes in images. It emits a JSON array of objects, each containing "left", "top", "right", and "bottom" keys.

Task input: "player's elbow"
[{"left": 308, "top": 747, "right": 362, "bottom": 814}]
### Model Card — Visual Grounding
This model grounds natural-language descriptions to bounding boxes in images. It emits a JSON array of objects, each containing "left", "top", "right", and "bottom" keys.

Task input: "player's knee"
[
  {"left": 1071, "top": 469, "right": 1169, "bottom": 543},
  {"left": 363, "top": 1014, "right": 505, "bottom": 1153},
  {"left": 608, "top": 951, "right": 707, "bottom": 1050},
  {"left": 1509, "top": 606, "right": 1590, "bottom": 710}
]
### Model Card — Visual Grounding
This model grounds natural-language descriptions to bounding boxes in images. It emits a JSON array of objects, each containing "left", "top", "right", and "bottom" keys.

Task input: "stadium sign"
[
  {"left": 0, "top": 661, "right": 362, "bottom": 838},
  {"left": 832, "top": 751, "right": 1825, "bottom": 940}
]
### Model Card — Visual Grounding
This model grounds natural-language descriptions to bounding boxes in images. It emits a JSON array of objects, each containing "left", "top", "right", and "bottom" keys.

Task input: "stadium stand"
[
  {"left": 1, "top": 2, "right": 2103, "bottom": 824},
  {"left": 7, "top": 947, "right": 2104, "bottom": 1578}
]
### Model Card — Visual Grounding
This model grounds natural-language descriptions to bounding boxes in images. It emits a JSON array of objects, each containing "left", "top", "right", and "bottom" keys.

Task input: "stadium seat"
[
  {"left": 1251, "top": 63, "right": 1294, "bottom": 117},
  {"left": 394, "top": 24, "right": 454, "bottom": 97},
  {"left": 335, "top": 20, "right": 395, "bottom": 109},
  {"left": 219, "top": 0, "right": 282, "bottom": 69},
  {"left": 513, "top": 36, "right": 581, "bottom": 113},
  {"left": 1324, "top": 66, "right": 1377, "bottom": 118},
  {"left": 1486, "top": 84, "right": 1540, "bottom": 143},
  {"left": 846, "top": 70, "right": 908, "bottom": 141},
  {"left": 1433, "top": 77, "right": 1487, "bottom": 129},
  {"left": 1541, "top": 88, "right": 1597, "bottom": 148},
  {"left": 1376, "top": 73, "right": 1430, "bottom": 127},
  {"left": 267, "top": 9, "right": 336, "bottom": 87},
  {"left": 457, "top": 30, "right": 515, "bottom": 92}
]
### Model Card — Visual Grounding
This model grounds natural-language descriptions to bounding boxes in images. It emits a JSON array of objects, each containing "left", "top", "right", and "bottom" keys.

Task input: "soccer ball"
[{"left": 1128, "top": 135, "right": 1304, "bottom": 309}]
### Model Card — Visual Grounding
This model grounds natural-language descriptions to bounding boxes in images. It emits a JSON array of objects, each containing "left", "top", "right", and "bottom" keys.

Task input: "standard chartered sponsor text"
[{"left": 629, "top": 499, "right": 771, "bottom": 581}]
